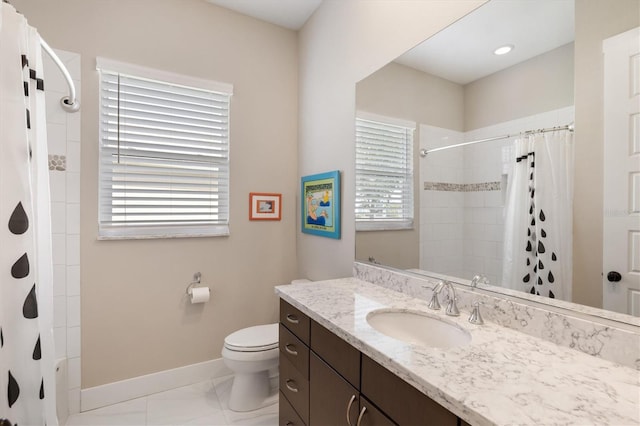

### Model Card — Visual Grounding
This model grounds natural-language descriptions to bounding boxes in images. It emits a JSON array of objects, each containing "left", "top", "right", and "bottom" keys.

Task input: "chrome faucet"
[
  {"left": 425, "top": 281, "right": 460, "bottom": 316},
  {"left": 441, "top": 281, "right": 460, "bottom": 316},
  {"left": 470, "top": 274, "right": 489, "bottom": 288}
]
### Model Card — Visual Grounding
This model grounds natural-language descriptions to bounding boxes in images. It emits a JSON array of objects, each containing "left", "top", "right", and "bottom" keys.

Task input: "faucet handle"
[
  {"left": 444, "top": 294, "right": 460, "bottom": 316},
  {"left": 422, "top": 282, "right": 443, "bottom": 310},
  {"left": 468, "top": 301, "right": 484, "bottom": 325}
]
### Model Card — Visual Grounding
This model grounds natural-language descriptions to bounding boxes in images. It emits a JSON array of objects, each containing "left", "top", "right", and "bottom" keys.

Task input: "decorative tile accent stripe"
[
  {"left": 48, "top": 154, "right": 66, "bottom": 171},
  {"left": 424, "top": 181, "right": 501, "bottom": 192}
]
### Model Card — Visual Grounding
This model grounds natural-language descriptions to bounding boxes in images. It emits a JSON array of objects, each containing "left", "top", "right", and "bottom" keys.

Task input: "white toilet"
[{"left": 221, "top": 323, "right": 279, "bottom": 412}]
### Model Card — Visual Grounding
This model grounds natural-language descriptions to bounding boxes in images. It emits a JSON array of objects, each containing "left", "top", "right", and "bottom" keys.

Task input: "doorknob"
[{"left": 607, "top": 271, "right": 622, "bottom": 282}]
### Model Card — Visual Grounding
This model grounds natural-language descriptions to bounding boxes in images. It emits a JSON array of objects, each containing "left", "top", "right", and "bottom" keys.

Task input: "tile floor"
[{"left": 65, "top": 375, "right": 278, "bottom": 426}]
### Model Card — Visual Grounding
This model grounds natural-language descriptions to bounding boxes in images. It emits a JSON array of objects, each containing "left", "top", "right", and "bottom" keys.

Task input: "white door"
[{"left": 603, "top": 27, "right": 640, "bottom": 316}]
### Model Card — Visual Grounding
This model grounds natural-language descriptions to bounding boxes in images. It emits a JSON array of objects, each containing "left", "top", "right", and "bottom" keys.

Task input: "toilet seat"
[{"left": 224, "top": 323, "right": 278, "bottom": 352}]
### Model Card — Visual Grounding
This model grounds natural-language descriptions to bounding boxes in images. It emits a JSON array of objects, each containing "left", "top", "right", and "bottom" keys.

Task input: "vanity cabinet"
[{"left": 279, "top": 298, "right": 462, "bottom": 426}]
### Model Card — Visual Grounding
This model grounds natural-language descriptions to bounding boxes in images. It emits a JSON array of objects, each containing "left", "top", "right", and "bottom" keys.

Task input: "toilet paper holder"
[{"left": 185, "top": 272, "right": 203, "bottom": 295}]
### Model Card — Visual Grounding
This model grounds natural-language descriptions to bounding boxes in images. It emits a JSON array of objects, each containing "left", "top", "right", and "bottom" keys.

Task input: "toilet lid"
[{"left": 224, "top": 323, "right": 278, "bottom": 352}]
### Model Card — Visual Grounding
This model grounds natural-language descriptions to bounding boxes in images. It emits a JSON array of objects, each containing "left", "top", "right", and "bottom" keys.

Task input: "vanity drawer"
[
  {"left": 280, "top": 355, "right": 310, "bottom": 424},
  {"left": 361, "top": 355, "right": 457, "bottom": 426},
  {"left": 279, "top": 390, "right": 306, "bottom": 426},
  {"left": 279, "top": 323, "right": 310, "bottom": 378},
  {"left": 280, "top": 299, "right": 310, "bottom": 344},
  {"left": 310, "top": 320, "right": 360, "bottom": 389}
]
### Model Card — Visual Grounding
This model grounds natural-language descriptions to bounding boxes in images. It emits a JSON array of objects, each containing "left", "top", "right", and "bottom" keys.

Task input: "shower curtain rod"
[
  {"left": 40, "top": 38, "right": 80, "bottom": 113},
  {"left": 3, "top": 0, "right": 80, "bottom": 112},
  {"left": 419, "top": 123, "right": 574, "bottom": 157}
]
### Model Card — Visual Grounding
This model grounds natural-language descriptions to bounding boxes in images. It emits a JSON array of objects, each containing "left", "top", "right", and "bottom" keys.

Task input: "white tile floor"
[{"left": 65, "top": 375, "right": 279, "bottom": 426}]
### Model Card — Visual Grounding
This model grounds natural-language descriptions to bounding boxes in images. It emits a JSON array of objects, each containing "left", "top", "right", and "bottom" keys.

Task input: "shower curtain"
[
  {"left": 502, "top": 130, "right": 574, "bottom": 301},
  {"left": 0, "top": 3, "right": 57, "bottom": 425}
]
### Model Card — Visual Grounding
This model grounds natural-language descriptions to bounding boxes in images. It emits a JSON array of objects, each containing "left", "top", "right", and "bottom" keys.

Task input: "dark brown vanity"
[{"left": 278, "top": 299, "right": 468, "bottom": 426}]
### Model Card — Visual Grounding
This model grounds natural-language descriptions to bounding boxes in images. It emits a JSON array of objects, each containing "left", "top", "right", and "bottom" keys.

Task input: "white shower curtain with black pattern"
[
  {"left": 0, "top": 3, "right": 57, "bottom": 426},
  {"left": 502, "top": 130, "right": 574, "bottom": 301}
]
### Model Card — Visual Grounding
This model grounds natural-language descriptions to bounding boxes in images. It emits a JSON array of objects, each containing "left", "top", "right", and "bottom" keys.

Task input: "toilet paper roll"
[{"left": 190, "top": 287, "right": 210, "bottom": 304}]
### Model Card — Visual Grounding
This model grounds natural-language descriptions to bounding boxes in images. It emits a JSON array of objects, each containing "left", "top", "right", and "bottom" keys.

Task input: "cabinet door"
[
  {"left": 361, "top": 355, "right": 457, "bottom": 426},
  {"left": 310, "top": 352, "right": 359, "bottom": 426},
  {"left": 357, "top": 396, "right": 396, "bottom": 426}
]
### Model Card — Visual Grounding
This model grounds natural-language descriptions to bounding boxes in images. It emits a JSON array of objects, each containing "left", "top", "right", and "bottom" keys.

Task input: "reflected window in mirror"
[{"left": 355, "top": 112, "right": 415, "bottom": 231}]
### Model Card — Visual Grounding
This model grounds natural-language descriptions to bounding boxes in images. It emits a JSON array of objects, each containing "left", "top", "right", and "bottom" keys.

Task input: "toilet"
[{"left": 221, "top": 323, "right": 279, "bottom": 412}]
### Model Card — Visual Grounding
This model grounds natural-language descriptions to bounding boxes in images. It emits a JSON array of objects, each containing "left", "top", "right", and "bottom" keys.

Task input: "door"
[
  {"left": 603, "top": 27, "right": 640, "bottom": 316},
  {"left": 309, "top": 352, "right": 359, "bottom": 426}
]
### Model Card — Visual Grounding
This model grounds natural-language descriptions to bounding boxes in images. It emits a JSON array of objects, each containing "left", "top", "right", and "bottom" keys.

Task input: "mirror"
[{"left": 355, "top": 0, "right": 640, "bottom": 320}]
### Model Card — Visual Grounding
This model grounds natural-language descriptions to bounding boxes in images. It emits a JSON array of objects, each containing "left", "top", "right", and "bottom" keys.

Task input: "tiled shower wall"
[
  {"left": 420, "top": 106, "right": 574, "bottom": 286},
  {"left": 43, "top": 48, "right": 82, "bottom": 417}
]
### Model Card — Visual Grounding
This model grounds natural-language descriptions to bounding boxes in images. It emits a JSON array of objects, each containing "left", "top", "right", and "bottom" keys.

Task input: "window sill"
[
  {"left": 356, "top": 221, "right": 414, "bottom": 232},
  {"left": 98, "top": 225, "right": 230, "bottom": 240}
]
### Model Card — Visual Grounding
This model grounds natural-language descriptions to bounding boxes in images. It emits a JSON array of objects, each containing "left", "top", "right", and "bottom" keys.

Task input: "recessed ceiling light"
[{"left": 494, "top": 45, "right": 514, "bottom": 56}]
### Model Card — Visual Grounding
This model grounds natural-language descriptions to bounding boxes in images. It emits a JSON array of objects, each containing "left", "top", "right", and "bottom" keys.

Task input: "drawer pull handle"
[
  {"left": 285, "top": 422, "right": 293, "bottom": 426},
  {"left": 356, "top": 406, "right": 367, "bottom": 426},
  {"left": 286, "top": 314, "right": 299, "bottom": 324},
  {"left": 346, "top": 394, "right": 356, "bottom": 426},
  {"left": 285, "top": 380, "right": 299, "bottom": 393},
  {"left": 285, "top": 344, "right": 298, "bottom": 356}
]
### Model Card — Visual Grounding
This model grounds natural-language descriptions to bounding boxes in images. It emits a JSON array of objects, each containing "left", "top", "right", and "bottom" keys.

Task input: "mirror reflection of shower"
[{"left": 419, "top": 107, "right": 574, "bottom": 300}]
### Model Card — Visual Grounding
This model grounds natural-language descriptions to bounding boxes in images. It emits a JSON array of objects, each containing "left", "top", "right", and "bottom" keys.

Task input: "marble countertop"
[{"left": 275, "top": 278, "right": 640, "bottom": 426}]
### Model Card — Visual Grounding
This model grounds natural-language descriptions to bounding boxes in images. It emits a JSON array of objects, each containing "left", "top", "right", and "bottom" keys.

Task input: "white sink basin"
[{"left": 366, "top": 309, "right": 471, "bottom": 349}]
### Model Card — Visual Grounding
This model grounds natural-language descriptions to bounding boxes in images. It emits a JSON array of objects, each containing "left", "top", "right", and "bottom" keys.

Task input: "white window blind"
[
  {"left": 355, "top": 114, "right": 414, "bottom": 231},
  {"left": 97, "top": 61, "right": 232, "bottom": 239}
]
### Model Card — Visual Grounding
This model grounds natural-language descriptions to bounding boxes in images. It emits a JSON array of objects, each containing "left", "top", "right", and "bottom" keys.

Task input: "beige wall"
[
  {"left": 573, "top": 0, "right": 639, "bottom": 308},
  {"left": 13, "top": 0, "right": 298, "bottom": 388},
  {"left": 355, "top": 62, "right": 465, "bottom": 268},
  {"left": 464, "top": 43, "right": 575, "bottom": 131},
  {"left": 298, "top": 0, "right": 487, "bottom": 280}
]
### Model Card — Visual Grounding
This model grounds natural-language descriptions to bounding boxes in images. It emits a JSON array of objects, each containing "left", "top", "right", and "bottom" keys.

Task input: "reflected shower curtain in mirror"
[
  {"left": 0, "top": 3, "right": 57, "bottom": 425},
  {"left": 502, "top": 131, "right": 574, "bottom": 301}
]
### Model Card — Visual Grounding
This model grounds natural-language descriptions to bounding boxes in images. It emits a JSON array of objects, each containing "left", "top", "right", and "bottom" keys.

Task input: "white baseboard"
[{"left": 80, "top": 358, "right": 232, "bottom": 412}]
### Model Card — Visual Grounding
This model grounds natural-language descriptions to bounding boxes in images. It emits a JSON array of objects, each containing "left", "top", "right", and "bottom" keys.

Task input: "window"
[
  {"left": 355, "top": 113, "right": 415, "bottom": 231},
  {"left": 97, "top": 58, "right": 232, "bottom": 239}
]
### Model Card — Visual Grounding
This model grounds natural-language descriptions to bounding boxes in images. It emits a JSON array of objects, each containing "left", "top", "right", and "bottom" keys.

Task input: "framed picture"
[
  {"left": 301, "top": 170, "right": 341, "bottom": 239},
  {"left": 249, "top": 193, "right": 282, "bottom": 221}
]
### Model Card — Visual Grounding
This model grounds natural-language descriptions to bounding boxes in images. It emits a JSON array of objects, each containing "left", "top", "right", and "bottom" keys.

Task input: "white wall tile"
[
  {"left": 67, "top": 296, "right": 81, "bottom": 328},
  {"left": 52, "top": 234, "right": 66, "bottom": 265},
  {"left": 53, "top": 264, "right": 66, "bottom": 297},
  {"left": 53, "top": 296, "right": 67, "bottom": 328},
  {"left": 67, "top": 326, "right": 81, "bottom": 358},
  {"left": 66, "top": 141, "right": 80, "bottom": 172},
  {"left": 51, "top": 201, "right": 66, "bottom": 234},
  {"left": 67, "top": 111, "right": 81, "bottom": 142},
  {"left": 66, "top": 172, "right": 80, "bottom": 203},
  {"left": 67, "top": 357, "right": 81, "bottom": 390},
  {"left": 46, "top": 48, "right": 82, "bottom": 416},
  {"left": 67, "top": 265, "right": 81, "bottom": 296},
  {"left": 45, "top": 90, "right": 67, "bottom": 125},
  {"left": 66, "top": 203, "right": 80, "bottom": 235},
  {"left": 49, "top": 171, "right": 66, "bottom": 202},
  {"left": 47, "top": 122, "right": 67, "bottom": 155},
  {"left": 66, "top": 234, "right": 80, "bottom": 266},
  {"left": 53, "top": 327, "right": 67, "bottom": 359}
]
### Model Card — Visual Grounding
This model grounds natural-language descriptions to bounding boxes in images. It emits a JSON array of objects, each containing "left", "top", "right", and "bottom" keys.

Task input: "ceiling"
[
  {"left": 394, "top": 0, "right": 575, "bottom": 85},
  {"left": 205, "top": 0, "right": 574, "bottom": 85},
  {"left": 206, "top": 0, "right": 322, "bottom": 30}
]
